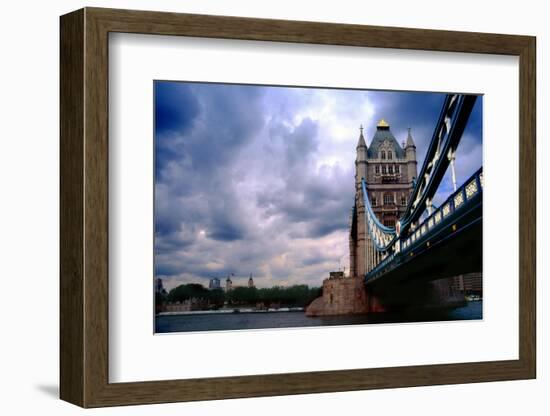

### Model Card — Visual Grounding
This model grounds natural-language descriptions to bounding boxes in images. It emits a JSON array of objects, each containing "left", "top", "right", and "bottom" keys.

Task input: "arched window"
[
  {"left": 388, "top": 150, "right": 393, "bottom": 160},
  {"left": 381, "top": 151, "right": 386, "bottom": 160}
]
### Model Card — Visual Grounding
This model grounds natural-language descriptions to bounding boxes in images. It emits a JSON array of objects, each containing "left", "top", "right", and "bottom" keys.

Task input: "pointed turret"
[
  {"left": 355, "top": 125, "right": 368, "bottom": 185},
  {"left": 356, "top": 124, "right": 367, "bottom": 150},
  {"left": 405, "top": 127, "right": 418, "bottom": 182},
  {"left": 405, "top": 127, "right": 416, "bottom": 148}
]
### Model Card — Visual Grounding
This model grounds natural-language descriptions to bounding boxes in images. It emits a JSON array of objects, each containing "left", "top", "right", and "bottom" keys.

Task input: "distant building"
[
  {"left": 452, "top": 273, "right": 482, "bottom": 295},
  {"left": 209, "top": 277, "right": 221, "bottom": 290},
  {"left": 154, "top": 278, "right": 166, "bottom": 294},
  {"left": 225, "top": 275, "right": 233, "bottom": 292},
  {"left": 163, "top": 298, "right": 208, "bottom": 312},
  {"left": 248, "top": 273, "right": 255, "bottom": 288}
]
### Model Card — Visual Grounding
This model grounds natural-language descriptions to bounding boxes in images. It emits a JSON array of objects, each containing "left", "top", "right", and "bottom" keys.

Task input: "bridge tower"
[{"left": 349, "top": 120, "right": 418, "bottom": 277}]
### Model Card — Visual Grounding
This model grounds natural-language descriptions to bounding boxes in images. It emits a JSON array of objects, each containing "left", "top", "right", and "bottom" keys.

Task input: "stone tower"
[
  {"left": 248, "top": 273, "right": 254, "bottom": 288},
  {"left": 349, "top": 119, "right": 418, "bottom": 278}
]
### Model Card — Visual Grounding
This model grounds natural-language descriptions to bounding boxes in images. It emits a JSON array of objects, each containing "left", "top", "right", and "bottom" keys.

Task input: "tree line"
[{"left": 157, "top": 283, "right": 322, "bottom": 308}]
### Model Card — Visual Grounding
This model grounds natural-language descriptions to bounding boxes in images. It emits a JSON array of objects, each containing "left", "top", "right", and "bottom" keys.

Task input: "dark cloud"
[
  {"left": 364, "top": 91, "right": 445, "bottom": 167},
  {"left": 283, "top": 117, "right": 319, "bottom": 167},
  {"left": 154, "top": 81, "right": 200, "bottom": 135}
]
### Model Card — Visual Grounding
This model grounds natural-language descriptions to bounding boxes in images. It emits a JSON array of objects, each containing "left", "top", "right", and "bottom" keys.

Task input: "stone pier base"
[
  {"left": 306, "top": 275, "right": 381, "bottom": 317},
  {"left": 305, "top": 274, "right": 465, "bottom": 317}
]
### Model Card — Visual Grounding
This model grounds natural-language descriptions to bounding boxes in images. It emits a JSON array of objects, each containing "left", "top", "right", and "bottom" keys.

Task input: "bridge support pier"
[
  {"left": 305, "top": 275, "right": 385, "bottom": 317},
  {"left": 305, "top": 274, "right": 466, "bottom": 317}
]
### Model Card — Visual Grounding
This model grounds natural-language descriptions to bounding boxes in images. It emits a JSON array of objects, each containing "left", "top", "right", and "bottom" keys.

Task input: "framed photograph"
[{"left": 60, "top": 7, "right": 536, "bottom": 408}]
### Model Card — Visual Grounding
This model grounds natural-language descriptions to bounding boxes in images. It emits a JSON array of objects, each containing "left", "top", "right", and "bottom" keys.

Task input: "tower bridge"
[{"left": 307, "top": 94, "right": 482, "bottom": 316}]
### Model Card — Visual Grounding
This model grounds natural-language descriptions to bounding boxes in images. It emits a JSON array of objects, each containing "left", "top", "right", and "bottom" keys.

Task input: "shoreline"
[
  {"left": 157, "top": 307, "right": 305, "bottom": 317},
  {"left": 157, "top": 300, "right": 482, "bottom": 318}
]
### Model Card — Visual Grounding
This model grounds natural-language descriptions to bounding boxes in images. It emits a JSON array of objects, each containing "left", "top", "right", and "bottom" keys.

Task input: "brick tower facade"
[{"left": 349, "top": 119, "right": 418, "bottom": 278}]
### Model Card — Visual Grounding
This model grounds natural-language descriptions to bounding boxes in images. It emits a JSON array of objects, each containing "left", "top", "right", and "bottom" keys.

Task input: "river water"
[{"left": 155, "top": 300, "right": 482, "bottom": 333}]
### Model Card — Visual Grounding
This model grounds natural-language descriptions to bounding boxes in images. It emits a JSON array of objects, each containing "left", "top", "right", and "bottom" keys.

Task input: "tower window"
[
  {"left": 388, "top": 150, "right": 393, "bottom": 160},
  {"left": 375, "top": 165, "right": 380, "bottom": 174},
  {"left": 381, "top": 165, "right": 387, "bottom": 174},
  {"left": 381, "top": 151, "right": 386, "bottom": 160},
  {"left": 401, "top": 195, "right": 407, "bottom": 205},
  {"left": 396, "top": 165, "right": 400, "bottom": 174},
  {"left": 388, "top": 165, "right": 394, "bottom": 174},
  {"left": 383, "top": 193, "right": 394, "bottom": 205},
  {"left": 371, "top": 197, "right": 377, "bottom": 207}
]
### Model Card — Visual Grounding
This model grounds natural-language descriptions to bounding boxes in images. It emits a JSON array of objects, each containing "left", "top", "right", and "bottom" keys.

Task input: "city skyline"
[{"left": 154, "top": 81, "right": 482, "bottom": 291}]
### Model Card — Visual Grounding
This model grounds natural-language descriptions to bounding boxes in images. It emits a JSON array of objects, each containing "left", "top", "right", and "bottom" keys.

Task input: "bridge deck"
[{"left": 365, "top": 169, "right": 483, "bottom": 288}]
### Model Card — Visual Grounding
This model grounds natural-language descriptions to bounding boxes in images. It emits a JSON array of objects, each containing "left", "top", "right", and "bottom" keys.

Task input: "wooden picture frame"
[{"left": 60, "top": 7, "right": 536, "bottom": 408}]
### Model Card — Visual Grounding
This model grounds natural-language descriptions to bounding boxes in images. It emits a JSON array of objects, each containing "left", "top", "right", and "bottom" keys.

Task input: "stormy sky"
[{"left": 154, "top": 81, "right": 482, "bottom": 290}]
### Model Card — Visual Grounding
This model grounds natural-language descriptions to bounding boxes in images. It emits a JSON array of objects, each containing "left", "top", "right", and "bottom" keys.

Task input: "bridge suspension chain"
[
  {"left": 359, "top": 93, "right": 478, "bottom": 256},
  {"left": 399, "top": 94, "right": 478, "bottom": 235},
  {"left": 361, "top": 178, "right": 396, "bottom": 251}
]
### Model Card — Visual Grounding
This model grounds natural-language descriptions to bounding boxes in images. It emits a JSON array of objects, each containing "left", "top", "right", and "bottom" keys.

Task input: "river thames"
[{"left": 155, "top": 300, "right": 482, "bottom": 333}]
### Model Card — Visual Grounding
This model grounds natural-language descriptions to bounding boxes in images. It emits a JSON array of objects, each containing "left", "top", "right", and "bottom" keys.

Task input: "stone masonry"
[{"left": 306, "top": 272, "right": 384, "bottom": 317}]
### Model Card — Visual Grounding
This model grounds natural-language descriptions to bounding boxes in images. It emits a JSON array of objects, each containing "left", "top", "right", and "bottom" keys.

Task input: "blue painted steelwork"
[
  {"left": 365, "top": 167, "right": 483, "bottom": 283},
  {"left": 359, "top": 93, "right": 478, "bottom": 254},
  {"left": 398, "top": 94, "right": 478, "bottom": 235},
  {"left": 361, "top": 178, "right": 396, "bottom": 251}
]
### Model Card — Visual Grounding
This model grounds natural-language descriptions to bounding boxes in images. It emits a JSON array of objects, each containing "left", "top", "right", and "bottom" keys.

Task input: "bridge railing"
[{"left": 365, "top": 167, "right": 483, "bottom": 283}]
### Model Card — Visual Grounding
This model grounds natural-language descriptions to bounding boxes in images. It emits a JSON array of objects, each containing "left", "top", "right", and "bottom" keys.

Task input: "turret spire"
[
  {"left": 357, "top": 124, "right": 367, "bottom": 149},
  {"left": 355, "top": 124, "right": 368, "bottom": 183},
  {"left": 406, "top": 127, "right": 416, "bottom": 148}
]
